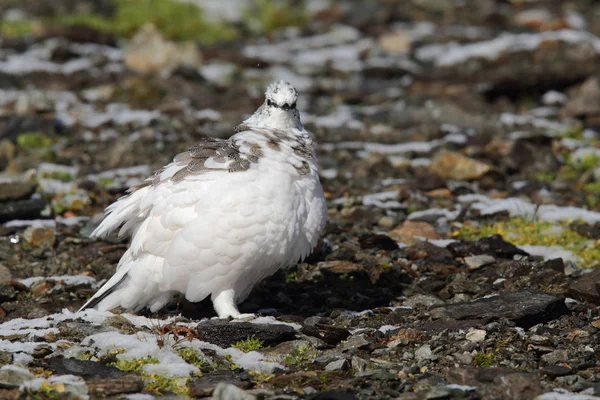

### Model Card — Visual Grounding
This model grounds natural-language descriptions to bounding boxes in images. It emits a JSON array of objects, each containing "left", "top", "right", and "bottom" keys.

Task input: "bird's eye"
[
  {"left": 266, "top": 99, "right": 273, "bottom": 106},
  {"left": 290, "top": 102, "right": 296, "bottom": 109}
]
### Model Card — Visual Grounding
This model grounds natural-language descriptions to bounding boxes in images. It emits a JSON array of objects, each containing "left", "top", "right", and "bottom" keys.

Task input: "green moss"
[
  {"left": 473, "top": 351, "right": 494, "bottom": 367},
  {"left": 244, "top": 0, "right": 307, "bottom": 34},
  {"left": 176, "top": 347, "right": 204, "bottom": 369},
  {"left": 51, "top": 0, "right": 236, "bottom": 43},
  {"left": 584, "top": 181, "right": 600, "bottom": 195},
  {"left": 17, "top": 132, "right": 53, "bottom": 149},
  {"left": 40, "top": 171, "right": 75, "bottom": 182},
  {"left": 454, "top": 217, "right": 600, "bottom": 268},
  {"left": 534, "top": 171, "right": 555, "bottom": 183},
  {"left": 233, "top": 335, "right": 265, "bottom": 353},
  {"left": 285, "top": 271, "right": 297, "bottom": 283},
  {"left": 283, "top": 345, "right": 317, "bottom": 368},
  {"left": 110, "top": 356, "right": 159, "bottom": 373},
  {"left": 97, "top": 177, "right": 114, "bottom": 188},
  {"left": 570, "top": 153, "right": 600, "bottom": 173},
  {"left": 77, "top": 351, "right": 95, "bottom": 361},
  {"left": 559, "top": 124, "right": 584, "bottom": 140},
  {"left": 144, "top": 373, "right": 189, "bottom": 396},
  {"left": 0, "top": 19, "right": 35, "bottom": 37}
]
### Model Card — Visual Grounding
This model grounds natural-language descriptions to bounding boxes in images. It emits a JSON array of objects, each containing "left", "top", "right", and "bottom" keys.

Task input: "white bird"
[{"left": 79, "top": 81, "right": 327, "bottom": 318}]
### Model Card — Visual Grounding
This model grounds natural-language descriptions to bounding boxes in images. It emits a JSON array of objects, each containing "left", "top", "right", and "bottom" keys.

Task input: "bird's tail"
[{"left": 78, "top": 251, "right": 175, "bottom": 313}]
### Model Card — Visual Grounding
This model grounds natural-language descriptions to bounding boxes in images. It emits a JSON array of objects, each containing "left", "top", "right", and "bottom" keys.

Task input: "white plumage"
[{"left": 80, "top": 81, "right": 327, "bottom": 318}]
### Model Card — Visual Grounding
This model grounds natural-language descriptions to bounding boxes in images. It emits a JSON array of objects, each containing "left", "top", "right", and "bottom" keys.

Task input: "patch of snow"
[
  {"left": 538, "top": 389, "right": 600, "bottom": 400},
  {"left": 501, "top": 112, "right": 570, "bottom": 134},
  {"left": 416, "top": 30, "right": 600, "bottom": 67},
  {"left": 246, "top": 316, "right": 302, "bottom": 331},
  {"left": 304, "top": 106, "right": 365, "bottom": 130},
  {"left": 37, "top": 179, "right": 77, "bottom": 194},
  {"left": 362, "top": 191, "right": 403, "bottom": 209},
  {"left": 408, "top": 208, "right": 461, "bottom": 221},
  {"left": 4, "top": 220, "right": 56, "bottom": 229},
  {"left": 543, "top": 90, "right": 567, "bottom": 105},
  {"left": 446, "top": 384, "right": 477, "bottom": 391},
  {"left": 19, "top": 275, "right": 96, "bottom": 288},
  {"left": 381, "top": 178, "right": 407, "bottom": 186},
  {"left": 319, "top": 169, "right": 338, "bottom": 179},
  {"left": 519, "top": 245, "right": 579, "bottom": 263},
  {"left": 194, "top": 108, "right": 221, "bottom": 121},
  {"left": 321, "top": 140, "right": 440, "bottom": 154},
  {"left": 378, "top": 325, "right": 400, "bottom": 334},
  {"left": 458, "top": 194, "right": 600, "bottom": 223}
]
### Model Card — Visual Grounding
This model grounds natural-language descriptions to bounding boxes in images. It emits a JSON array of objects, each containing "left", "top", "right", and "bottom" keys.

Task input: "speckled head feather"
[
  {"left": 241, "top": 80, "right": 303, "bottom": 130},
  {"left": 265, "top": 80, "right": 298, "bottom": 109}
]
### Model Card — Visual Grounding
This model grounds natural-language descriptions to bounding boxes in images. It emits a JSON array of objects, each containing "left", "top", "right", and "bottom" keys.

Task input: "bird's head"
[{"left": 244, "top": 81, "right": 303, "bottom": 130}]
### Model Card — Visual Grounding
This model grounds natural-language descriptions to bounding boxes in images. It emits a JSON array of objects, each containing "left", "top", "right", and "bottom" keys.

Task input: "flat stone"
[
  {"left": 301, "top": 324, "right": 351, "bottom": 346},
  {"left": 0, "top": 265, "right": 12, "bottom": 284},
  {"left": 358, "top": 233, "right": 399, "bottom": 250},
  {"left": 568, "top": 269, "right": 600, "bottom": 305},
  {"left": 429, "top": 290, "right": 568, "bottom": 329},
  {"left": 195, "top": 319, "right": 296, "bottom": 348},
  {"left": 541, "top": 349, "right": 569, "bottom": 365},
  {"left": 190, "top": 371, "right": 252, "bottom": 398},
  {"left": 325, "top": 359, "right": 350, "bottom": 371},
  {"left": 415, "top": 345, "right": 437, "bottom": 362},
  {"left": 0, "top": 199, "right": 48, "bottom": 223},
  {"left": 463, "top": 255, "right": 496, "bottom": 270},
  {"left": 448, "top": 235, "right": 529, "bottom": 259},
  {"left": 541, "top": 365, "right": 572, "bottom": 378},
  {"left": 310, "top": 391, "right": 359, "bottom": 400},
  {"left": 465, "top": 329, "right": 486, "bottom": 342},
  {"left": 402, "top": 294, "right": 444, "bottom": 308},
  {"left": 389, "top": 220, "right": 441, "bottom": 241},
  {"left": 212, "top": 382, "right": 256, "bottom": 400},
  {"left": 86, "top": 375, "right": 144, "bottom": 397},
  {"left": 0, "top": 284, "right": 17, "bottom": 303},
  {"left": 44, "top": 357, "right": 125, "bottom": 379},
  {"left": 0, "top": 181, "right": 36, "bottom": 202},
  {"left": 0, "top": 365, "right": 34, "bottom": 388},
  {"left": 430, "top": 150, "right": 492, "bottom": 180}
]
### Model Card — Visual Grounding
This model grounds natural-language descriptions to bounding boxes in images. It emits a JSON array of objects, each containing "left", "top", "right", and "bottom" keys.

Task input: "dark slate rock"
[
  {"left": 300, "top": 324, "right": 351, "bottom": 346},
  {"left": 541, "top": 365, "right": 572, "bottom": 378},
  {"left": 568, "top": 269, "right": 600, "bottom": 305},
  {"left": 44, "top": 357, "right": 124, "bottom": 379},
  {"left": 0, "top": 284, "right": 17, "bottom": 303},
  {"left": 86, "top": 375, "right": 144, "bottom": 397},
  {"left": 447, "top": 235, "right": 529, "bottom": 259},
  {"left": 429, "top": 290, "right": 569, "bottom": 329},
  {"left": 358, "top": 233, "right": 398, "bottom": 251},
  {"left": 309, "top": 391, "right": 359, "bottom": 400},
  {"left": 195, "top": 319, "right": 296, "bottom": 348},
  {"left": 0, "top": 199, "right": 48, "bottom": 223},
  {"left": 189, "top": 371, "right": 253, "bottom": 398}
]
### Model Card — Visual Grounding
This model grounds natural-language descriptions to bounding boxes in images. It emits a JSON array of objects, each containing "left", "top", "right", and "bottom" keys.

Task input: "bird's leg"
[{"left": 212, "top": 289, "right": 255, "bottom": 320}]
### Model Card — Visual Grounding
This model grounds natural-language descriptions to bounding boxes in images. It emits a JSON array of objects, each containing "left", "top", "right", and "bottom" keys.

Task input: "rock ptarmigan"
[{"left": 79, "top": 81, "right": 327, "bottom": 318}]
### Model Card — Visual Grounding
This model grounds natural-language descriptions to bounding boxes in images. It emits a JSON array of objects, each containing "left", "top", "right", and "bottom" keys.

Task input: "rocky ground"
[{"left": 1, "top": 0, "right": 600, "bottom": 399}]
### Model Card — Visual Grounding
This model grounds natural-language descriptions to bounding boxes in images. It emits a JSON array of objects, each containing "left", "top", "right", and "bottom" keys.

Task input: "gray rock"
[
  {"left": 0, "top": 365, "right": 34, "bottom": 388},
  {"left": 212, "top": 382, "right": 256, "bottom": 400},
  {"left": 325, "top": 359, "right": 350, "bottom": 371},
  {"left": 0, "top": 265, "right": 12, "bottom": 284},
  {"left": 196, "top": 319, "right": 296, "bottom": 348},
  {"left": 541, "top": 349, "right": 569, "bottom": 365},
  {"left": 429, "top": 290, "right": 569, "bottom": 329},
  {"left": 568, "top": 269, "right": 600, "bottom": 305},
  {"left": 463, "top": 254, "right": 496, "bottom": 270},
  {"left": 0, "top": 181, "right": 36, "bottom": 202},
  {"left": 403, "top": 294, "right": 444, "bottom": 308},
  {"left": 415, "top": 345, "right": 437, "bottom": 362},
  {"left": 340, "top": 334, "right": 370, "bottom": 352}
]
